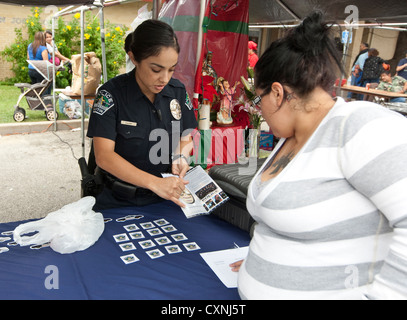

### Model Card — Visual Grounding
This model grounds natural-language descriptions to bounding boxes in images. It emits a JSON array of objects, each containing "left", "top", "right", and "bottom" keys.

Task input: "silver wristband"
[{"left": 171, "top": 154, "right": 188, "bottom": 162}]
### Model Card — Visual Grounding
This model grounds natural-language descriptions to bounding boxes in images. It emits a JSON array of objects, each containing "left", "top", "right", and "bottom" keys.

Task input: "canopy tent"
[
  {"left": 3, "top": 0, "right": 407, "bottom": 23},
  {"left": 1, "top": 0, "right": 407, "bottom": 155},
  {"left": 245, "top": 0, "right": 407, "bottom": 106},
  {"left": 0, "top": 0, "right": 92, "bottom": 5},
  {"left": 248, "top": 0, "right": 407, "bottom": 26},
  {"left": 0, "top": 0, "right": 160, "bottom": 158},
  {"left": 245, "top": 0, "right": 407, "bottom": 87}
]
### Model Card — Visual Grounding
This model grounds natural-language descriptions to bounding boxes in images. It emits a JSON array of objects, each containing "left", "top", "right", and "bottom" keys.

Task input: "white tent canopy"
[
  {"left": 0, "top": 0, "right": 161, "bottom": 157},
  {"left": 248, "top": 0, "right": 407, "bottom": 26}
]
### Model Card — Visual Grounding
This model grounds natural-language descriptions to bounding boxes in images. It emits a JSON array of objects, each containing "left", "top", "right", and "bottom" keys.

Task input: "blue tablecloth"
[{"left": 0, "top": 201, "right": 250, "bottom": 300}]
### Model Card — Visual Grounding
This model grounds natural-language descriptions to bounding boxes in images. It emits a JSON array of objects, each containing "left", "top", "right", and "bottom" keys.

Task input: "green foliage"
[
  {"left": 1, "top": 28, "right": 31, "bottom": 83},
  {"left": 1, "top": 7, "right": 128, "bottom": 87}
]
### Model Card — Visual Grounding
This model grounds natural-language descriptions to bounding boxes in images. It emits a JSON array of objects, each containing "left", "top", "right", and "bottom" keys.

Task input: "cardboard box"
[{"left": 260, "top": 131, "right": 274, "bottom": 151}]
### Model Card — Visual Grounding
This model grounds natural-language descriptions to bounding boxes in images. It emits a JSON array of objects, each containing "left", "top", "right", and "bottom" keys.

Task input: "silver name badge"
[{"left": 121, "top": 121, "right": 138, "bottom": 127}]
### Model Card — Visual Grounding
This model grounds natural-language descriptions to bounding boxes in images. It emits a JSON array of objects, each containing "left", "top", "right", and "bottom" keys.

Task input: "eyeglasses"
[
  {"left": 252, "top": 88, "right": 271, "bottom": 108},
  {"left": 252, "top": 95, "right": 262, "bottom": 107},
  {"left": 252, "top": 89, "right": 295, "bottom": 107}
]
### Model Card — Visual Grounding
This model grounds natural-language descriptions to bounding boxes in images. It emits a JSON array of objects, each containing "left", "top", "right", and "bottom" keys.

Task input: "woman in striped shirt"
[{"left": 231, "top": 11, "right": 407, "bottom": 300}]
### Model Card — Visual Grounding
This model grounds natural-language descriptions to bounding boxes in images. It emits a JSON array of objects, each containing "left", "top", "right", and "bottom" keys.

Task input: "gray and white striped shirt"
[{"left": 239, "top": 98, "right": 407, "bottom": 300}]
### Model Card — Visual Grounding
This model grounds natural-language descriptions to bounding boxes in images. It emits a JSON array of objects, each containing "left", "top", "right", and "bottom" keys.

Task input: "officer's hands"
[
  {"left": 148, "top": 155, "right": 190, "bottom": 208},
  {"left": 172, "top": 156, "right": 190, "bottom": 179},
  {"left": 151, "top": 176, "right": 189, "bottom": 208}
]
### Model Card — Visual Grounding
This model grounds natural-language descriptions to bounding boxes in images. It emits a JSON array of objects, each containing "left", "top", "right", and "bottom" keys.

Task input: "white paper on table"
[{"left": 200, "top": 246, "right": 249, "bottom": 288}]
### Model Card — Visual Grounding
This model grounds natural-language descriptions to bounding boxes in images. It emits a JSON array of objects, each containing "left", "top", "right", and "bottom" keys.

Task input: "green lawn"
[{"left": 0, "top": 84, "right": 71, "bottom": 123}]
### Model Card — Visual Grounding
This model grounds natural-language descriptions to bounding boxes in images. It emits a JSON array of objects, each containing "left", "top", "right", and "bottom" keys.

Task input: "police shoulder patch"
[{"left": 93, "top": 89, "right": 114, "bottom": 115}]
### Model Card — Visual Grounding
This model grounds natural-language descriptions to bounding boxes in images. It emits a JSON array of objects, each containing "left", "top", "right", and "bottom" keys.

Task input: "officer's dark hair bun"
[
  {"left": 255, "top": 11, "right": 343, "bottom": 97},
  {"left": 130, "top": 19, "right": 180, "bottom": 62}
]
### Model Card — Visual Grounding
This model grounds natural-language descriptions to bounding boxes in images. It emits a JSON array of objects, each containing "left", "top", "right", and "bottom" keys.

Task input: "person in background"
[
  {"left": 396, "top": 50, "right": 407, "bottom": 80},
  {"left": 347, "top": 42, "right": 369, "bottom": 100},
  {"left": 378, "top": 70, "right": 407, "bottom": 103},
  {"left": 27, "top": 31, "right": 49, "bottom": 84},
  {"left": 87, "top": 20, "right": 197, "bottom": 211},
  {"left": 360, "top": 48, "right": 384, "bottom": 88},
  {"left": 44, "top": 30, "right": 70, "bottom": 65},
  {"left": 231, "top": 11, "right": 407, "bottom": 300},
  {"left": 248, "top": 40, "right": 259, "bottom": 68}
]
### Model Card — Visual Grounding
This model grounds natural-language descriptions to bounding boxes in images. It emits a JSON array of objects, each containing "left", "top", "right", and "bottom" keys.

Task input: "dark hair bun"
[
  {"left": 289, "top": 11, "right": 329, "bottom": 57},
  {"left": 254, "top": 10, "right": 343, "bottom": 97}
]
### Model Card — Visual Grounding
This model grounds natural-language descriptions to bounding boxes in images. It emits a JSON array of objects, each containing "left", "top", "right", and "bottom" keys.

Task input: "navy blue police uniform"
[{"left": 87, "top": 68, "right": 197, "bottom": 210}]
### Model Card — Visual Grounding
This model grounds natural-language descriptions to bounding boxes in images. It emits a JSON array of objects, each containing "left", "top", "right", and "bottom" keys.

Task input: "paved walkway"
[{"left": 0, "top": 119, "right": 91, "bottom": 223}]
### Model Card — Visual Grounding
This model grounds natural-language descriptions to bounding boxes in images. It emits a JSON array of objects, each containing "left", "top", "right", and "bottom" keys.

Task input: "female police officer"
[{"left": 87, "top": 20, "right": 197, "bottom": 211}]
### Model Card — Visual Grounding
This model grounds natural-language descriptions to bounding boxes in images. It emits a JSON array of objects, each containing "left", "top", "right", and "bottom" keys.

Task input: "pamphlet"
[
  {"left": 200, "top": 246, "right": 249, "bottom": 288},
  {"left": 162, "top": 166, "right": 229, "bottom": 218}
]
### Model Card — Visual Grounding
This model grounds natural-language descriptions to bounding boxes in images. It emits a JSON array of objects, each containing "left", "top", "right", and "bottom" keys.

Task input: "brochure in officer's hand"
[{"left": 162, "top": 166, "right": 229, "bottom": 218}]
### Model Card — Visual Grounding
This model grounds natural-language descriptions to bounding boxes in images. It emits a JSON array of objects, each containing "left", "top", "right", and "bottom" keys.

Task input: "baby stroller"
[{"left": 13, "top": 60, "right": 63, "bottom": 122}]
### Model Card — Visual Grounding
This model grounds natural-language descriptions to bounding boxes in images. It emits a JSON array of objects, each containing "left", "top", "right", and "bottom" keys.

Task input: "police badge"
[{"left": 170, "top": 99, "right": 182, "bottom": 120}]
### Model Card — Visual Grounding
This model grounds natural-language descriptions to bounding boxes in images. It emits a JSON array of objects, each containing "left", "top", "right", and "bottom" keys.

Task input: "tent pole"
[
  {"left": 100, "top": 0, "right": 108, "bottom": 83},
  {"left": 52, "top": 16, "right": 57, "bottom": 132},
  {"left": 195, "top": 0, "right": 206, "bottom": 72},
  {"left": 80, "top": 7, "right": 85, "bottom": 159},
  {"left": 250, "top": 22, "right": 407, "bottom": 29},
  {"left": 50, "top": 6, "right": 74, "bottom": 131},
  {"left": 152, "top": 0, "right": 159, "bottom": 19},
  {"left": 342, "top": 27, "right": 352, "bottom": 72}
]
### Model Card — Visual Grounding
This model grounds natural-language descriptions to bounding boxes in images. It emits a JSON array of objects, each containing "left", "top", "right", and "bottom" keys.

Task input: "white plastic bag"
[
  {"left": 130, "top": 3, "right": 152, "bottom": 31},
  {"left": 13, "top": 197, "right": 104, "bottom": 254},
  {"left": 64, "top": 100, "right": 82, "bottom": 119},
  {"left": 126, "top": 4, "right": 152, "bottom": 72}
]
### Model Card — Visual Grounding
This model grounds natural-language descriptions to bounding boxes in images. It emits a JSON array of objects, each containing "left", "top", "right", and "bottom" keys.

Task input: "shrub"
[{"left": 1, "top": 7, "right": 128, "bottom": 87}]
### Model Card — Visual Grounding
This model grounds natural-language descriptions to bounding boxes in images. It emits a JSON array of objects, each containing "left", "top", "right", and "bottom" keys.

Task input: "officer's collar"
[
  {"left": 159, "top": 82, "right": 176, "bottom": 98},
  {"left": 127, "top": 68, "right": 144, "bottom": 100}
]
